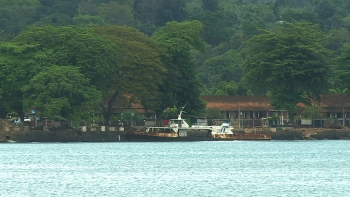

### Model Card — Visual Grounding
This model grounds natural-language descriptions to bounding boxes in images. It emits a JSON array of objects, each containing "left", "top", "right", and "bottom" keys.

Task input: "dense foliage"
[
  {"left": 22, "top": 66, "right": 102, "bottom": 122},
  {"left": 242, "top": 22, "right": 332, "bottom": 122},
  {"left": 1, "top": 0, "right": 350, "bottom": 122}
]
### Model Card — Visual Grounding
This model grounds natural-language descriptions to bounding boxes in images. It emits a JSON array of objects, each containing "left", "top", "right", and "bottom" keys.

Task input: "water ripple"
[{"left": 0, "top": 141, "right": 350, "bottom": 196}]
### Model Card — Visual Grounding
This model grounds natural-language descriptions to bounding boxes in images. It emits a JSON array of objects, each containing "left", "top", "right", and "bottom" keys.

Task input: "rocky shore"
[
  {"left": 1, "top": 120, "right": 350, "bottom": 143},
  {"left": 268, "top": 128, "right": 350, "bottom": 140}
]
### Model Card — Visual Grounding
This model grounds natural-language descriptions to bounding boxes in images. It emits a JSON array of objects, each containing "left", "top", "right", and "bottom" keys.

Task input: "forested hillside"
[{"left": 1, "top": 0, "right": 350, "bottom": 122}]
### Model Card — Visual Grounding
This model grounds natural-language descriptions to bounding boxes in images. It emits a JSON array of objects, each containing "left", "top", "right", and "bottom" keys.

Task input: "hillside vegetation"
[{"left": 1, "top": 0, "right": 350, "bottom": 123}]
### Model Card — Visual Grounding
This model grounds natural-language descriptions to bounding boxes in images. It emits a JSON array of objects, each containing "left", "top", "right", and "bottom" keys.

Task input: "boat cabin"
[{"left": 169, "top": 119, "right": 189, "bottom": 128}]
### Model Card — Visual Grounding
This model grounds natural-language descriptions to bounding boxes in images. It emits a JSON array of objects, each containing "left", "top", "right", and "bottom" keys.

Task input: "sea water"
[{"left": 0, "top": 141, "right": 350, "bottom": 197}]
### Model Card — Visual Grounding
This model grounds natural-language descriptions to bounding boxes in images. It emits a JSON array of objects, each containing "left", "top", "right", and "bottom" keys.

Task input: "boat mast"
[{"left": 178, "top": 103, "right": 187, "bottom": 119}]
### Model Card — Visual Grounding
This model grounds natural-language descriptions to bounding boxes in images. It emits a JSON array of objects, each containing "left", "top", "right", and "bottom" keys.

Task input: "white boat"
[
  {"left": 126, "top": 104, "right": 252, "bottom": 141},
  {"left": 194, "top": 122, "right": 234, "bottom": 134},
  {"left": 143, "top": 104, "right": 234, "bottom": 133},
  {"left": 144, "top": 105, "right": 190, "bottom": 133}
]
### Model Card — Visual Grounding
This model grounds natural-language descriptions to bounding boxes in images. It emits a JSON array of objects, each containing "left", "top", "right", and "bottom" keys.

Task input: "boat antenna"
[{"left": 178, "top": 103, "right": 187, "bottom": 119}]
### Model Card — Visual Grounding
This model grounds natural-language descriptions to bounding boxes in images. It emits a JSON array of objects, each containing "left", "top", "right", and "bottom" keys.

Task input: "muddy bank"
[
  {"left": 1, "top": 126, "right": 350, "bottom": 142},
  {"left": 0, "top": 129, "right": 128, "bottom": 143},
  {"left": 269, "top": 130, "right": 304, "bottom": 140},
  {"left": 268, "top": 128, "right": 350, "bottom": 140},
  {"left": 303, "top": 129, "right": 350, "bottom": 140}
]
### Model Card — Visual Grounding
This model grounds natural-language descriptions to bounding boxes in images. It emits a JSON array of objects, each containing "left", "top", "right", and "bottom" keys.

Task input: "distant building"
[
  {"left": 107, "top": 94, "right": 350, "bottom": 128},
  {"left": 201, "top": 94, "right": 350, "bottom": 127}
]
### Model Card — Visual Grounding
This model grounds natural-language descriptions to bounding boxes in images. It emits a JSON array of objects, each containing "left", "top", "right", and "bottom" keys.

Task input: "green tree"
[
  {"left": 213, "top": 81, "right": 248, "bottom": 96},
  {"left": 34, "top": 0, "right": 79, "bottom": 26},
  {"left": 0, "top": 0, "right": 40, "bottom": 6},
  {"left": 150, "top": 20, "right": 206, "bottom": 124},
  {"left": 133, "top": 0, "right": 162, "bottom": 35},
  {"left": 22, "top": 66, "right": 102, "bottom": 123},
  {"left": 93, "top": 25, "right": 166, "bottom": 125},
  {"left": 0, "top": 31, "right": 14, "bottom": 42},
  {"left": 273, "top": 0, "right": 309, "bottom": 20},
  {"left": 280, "top": 7, "right": 318, "bottom": 23},
  {"left": 52, "top": 0, "right": 78, "bottom": 17},
  {"left": 239, "top": 4, "right": 275, "bottom": 39},
  {"left": 314, "top": 0, "right": 335, "bottom": 21},
  {"left": 202, "top": 0, "right": 219, "bottom": 12},
  {"left": 189, "top": 11, "right": 234, "bottom": 46},
  {"left": 163, "top": 106, "right": 178, "bottom": 119},
  {"left": 72, "top": 15, "right": 106, "bottom": 27},
  {"left": 13, "top": 25, "right": 119, "bottom": 92},
  {"left": 133, "top": 0, "right": 162, "bottom": 24},
  {"left": 0, "top": 1, "right": 39, "bottom": 35},
  {"left": 97, "top": 1, "right": 135, "bottom": 26},
  {"left": 76, "top": 0, "right": 98, "bottom": 16},
  {"left": 0, "top": 26, "right": 119, "bottom": 121},
  {"left": 155, "top": 0, "right": 188, "bottom": 26},
  {"left": 120, "top": 109, "right": 144, "bottom": 122},
  {"left": 199, "top": 49, "right": 243, "bottom": 93},
  {"left": 336, "top": 43, "right": 350, "bottom": 94},
  {"left": 36, "top": 14, "right": 73, "bottom": 26},
  {"left": 242, "top": 22, "right": 332, "bottom": 124},
  {"left": 302, "top": 104, "right": 323, "bottom": 119},
  {"left": 0, "top": 42, "right": 45, "bottom": 120},
  {"left": 0, "top": 68, "right": 3, "bottom": 117}
]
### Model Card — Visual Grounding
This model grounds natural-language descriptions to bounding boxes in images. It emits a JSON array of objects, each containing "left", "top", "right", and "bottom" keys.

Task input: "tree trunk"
[
  {"left": 18, "top": 111, "right": 24, "bottom": 122},
  {"left": 101, "top": 91, "right": 119, "bottom": 126},
  {"left": 155, "top": 111, "right": 164, "bottom": 126},
  {"left": 288, "top": 111, "right": 295, "bottom": 127}
]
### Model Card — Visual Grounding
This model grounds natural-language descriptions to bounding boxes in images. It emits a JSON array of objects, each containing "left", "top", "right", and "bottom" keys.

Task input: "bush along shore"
[{"left": 269, "top": 128, "right": 350, "bottom": 140}]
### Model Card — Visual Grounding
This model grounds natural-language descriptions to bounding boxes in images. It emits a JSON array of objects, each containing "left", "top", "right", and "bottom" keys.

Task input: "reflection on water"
[{"left": 0, "top": 141, "right": 350, "bottom": 196}]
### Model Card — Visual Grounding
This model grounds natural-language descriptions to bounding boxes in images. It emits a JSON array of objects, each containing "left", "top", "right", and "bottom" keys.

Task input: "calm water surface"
[{"left": 0, "top": 141, "right": 350, "bottom": 197}]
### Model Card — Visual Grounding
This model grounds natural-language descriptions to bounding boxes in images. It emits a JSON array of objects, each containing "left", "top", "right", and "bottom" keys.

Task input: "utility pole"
[
  {"left": 239, "top": 106, "right": 241, "bottom": 128},
  {"left": 131, "top": 113, "right": 134, "bottom": 127},
  {"left": 343, "top": 107, "right": 345, "bottom": 127}
]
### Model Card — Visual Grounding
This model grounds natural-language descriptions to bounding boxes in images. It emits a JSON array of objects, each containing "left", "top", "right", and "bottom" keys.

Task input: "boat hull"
[
  {"left": 126, "top": 129, "right": 212, "bottom": 142},
  {"left": 126, "top": 130, "right": 272, "bottom": 142},
  {"left": 126, "top": 133, "right": 212, "bottom": 142}
]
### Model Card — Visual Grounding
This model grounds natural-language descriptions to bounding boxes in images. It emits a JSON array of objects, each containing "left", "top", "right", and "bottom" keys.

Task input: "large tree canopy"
[
  {"left": 242, "top": 22, "right": 332, "bottom": 120},
  {"left": 199, "top": 49, "right": 244, "bottom": 95},
  {"left": 0, "top": 25, "right": 119, "bottom": 120},
  {"left": 3, "top": 0, "right": 350, "bottom": 123},
  {"left": 150, "top": 20, "right": 206, "bottom": 122},
  {"left": 13, "top": 25, "right": 120, "bottom": 92},
  {"left": 155, "top": 0, "right": 187, "bottom": 26},
  {"left": 22, "top": 66, "right": 101, "bottom": 122},
  {"left": 336, "top": 43, "right": 350, "bottom": 94},
  {"left": 0, "top": 42, "right": 46, "bottom": 119},
  {"left": 93, "top": 25, "right": 166, "bottom": 125}
]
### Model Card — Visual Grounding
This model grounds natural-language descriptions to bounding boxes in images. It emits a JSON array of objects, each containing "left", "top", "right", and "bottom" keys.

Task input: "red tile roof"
[
  {"left": 201, "top": 94, "right": 350, "bottom": 112},
  {"left": 104, "top": 94, "right": 350, "bottom": 114},
  {"left": 319, "top": 94, "right": 350, "bottom": 112},
  {"left": 201, "top": 95, "right": 273, "bottom": 111}
]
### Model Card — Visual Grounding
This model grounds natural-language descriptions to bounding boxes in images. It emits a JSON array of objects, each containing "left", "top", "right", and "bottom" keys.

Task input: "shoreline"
[
  {"left": 0, "top": 129, "right": 349, "bottom": 143},
  {"left": 1, "top": 127, "right": 350, "bottom": 143}
]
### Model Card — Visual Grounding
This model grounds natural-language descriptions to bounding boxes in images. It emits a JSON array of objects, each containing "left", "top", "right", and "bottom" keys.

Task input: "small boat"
[
  {"left": 126, "top": 105, "right": 209, "bottom": 141},
  {"left": 126, "top": 105, "right": 271, "bottom": 142}
]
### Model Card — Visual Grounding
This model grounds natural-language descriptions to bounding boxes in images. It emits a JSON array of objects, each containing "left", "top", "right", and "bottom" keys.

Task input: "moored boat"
[{"left": 126, "top": 105, "right": 271, "bottom": 142}]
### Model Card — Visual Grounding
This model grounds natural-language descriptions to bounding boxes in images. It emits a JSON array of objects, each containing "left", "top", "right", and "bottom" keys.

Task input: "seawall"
[
  {"left": 268, "top": 128, "right": 350, "bottom": 140},
  {"left": 0, "top": 126, "right": 128, "bottom": 142}
]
